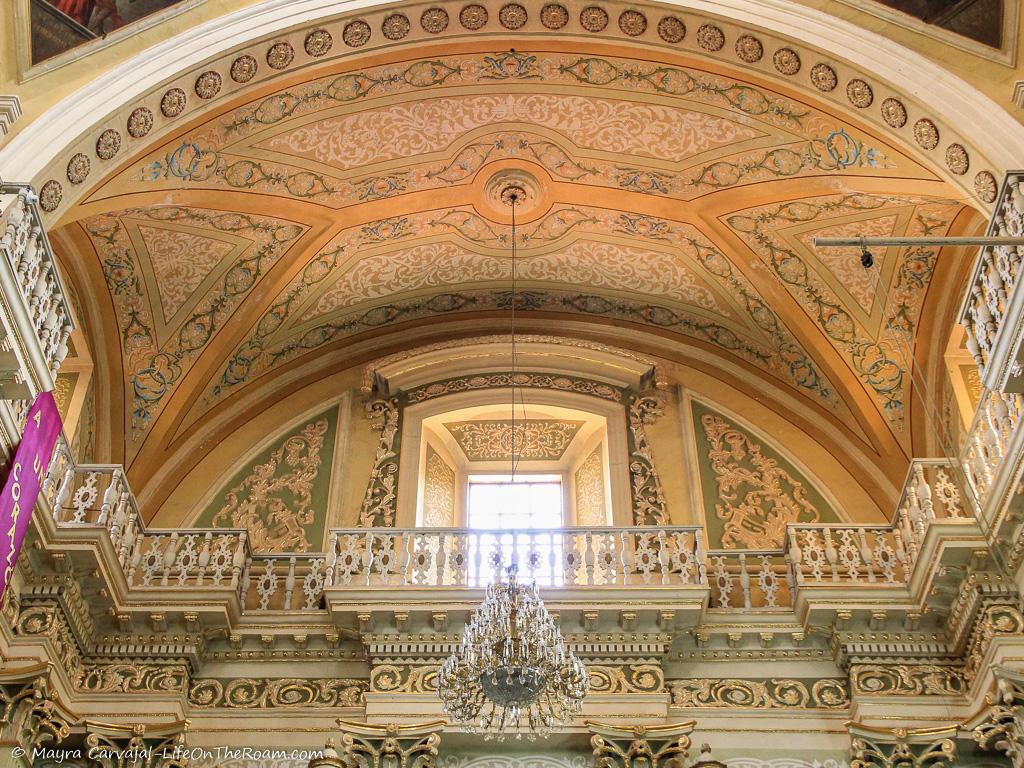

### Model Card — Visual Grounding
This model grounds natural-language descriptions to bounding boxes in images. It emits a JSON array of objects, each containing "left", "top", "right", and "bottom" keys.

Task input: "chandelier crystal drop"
[{"left": 437, "top": 564, "right": 589, "bottom": 739}]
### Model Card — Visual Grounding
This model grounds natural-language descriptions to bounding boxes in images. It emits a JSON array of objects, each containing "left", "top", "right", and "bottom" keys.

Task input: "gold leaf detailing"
[
  {"left": 212, "top": 417, "right": 329, "bottom": 551},
  {"left": 359, "top": 398, "right": 401, "bottom": 527},
  {"left": 850, "top": 664, "right": 966, "bottom": 696},
  {"left": 668, "top": 678, "right": 848, "bottom": 709},
  {"left": 627, "top": 395, "right": 669, "bottom": 525},
  {"left": 588, "top": 664, "right": 664, "bottom": 693},
  {"left": 700, "top": 412, "right": 822, "bottom": 548},
  {"left": 370, "top": 664, "right": 440, "bottom": 693},
  {"left": 189, "top": 678, "right": 366, "bottom": 708},
  {"left": 77, "top": 663, "right": 189, "bottom": 694}
]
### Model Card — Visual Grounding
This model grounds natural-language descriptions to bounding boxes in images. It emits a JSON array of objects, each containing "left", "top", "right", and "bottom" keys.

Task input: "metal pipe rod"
[{"left": 813, "top": 236, "right": 1024, "bottom": 247}]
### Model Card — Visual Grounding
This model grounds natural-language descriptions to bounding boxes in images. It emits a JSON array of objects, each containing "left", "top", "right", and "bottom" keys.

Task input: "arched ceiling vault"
[{"left": 32, "top": 1, "right": 995, "bottom": 522}]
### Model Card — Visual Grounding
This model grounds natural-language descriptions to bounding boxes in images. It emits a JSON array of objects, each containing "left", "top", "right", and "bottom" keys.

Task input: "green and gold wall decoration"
[
  {"left": 195, "top": 406, "right": 339, "bottom": 552},
  {"left": 691, "top": 401, "right": 838, "bottom": 549}
]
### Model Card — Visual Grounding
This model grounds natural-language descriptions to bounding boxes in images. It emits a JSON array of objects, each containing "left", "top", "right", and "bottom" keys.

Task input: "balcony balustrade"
[
  {"left": 0, "top": 184, "right": 72, "bottom": 393},
  {"left": 961, "top": 171, "right": 1024, "bottom": 393},
  {"left": 36, "top": 442, "right": 978, "bottom": 614}
]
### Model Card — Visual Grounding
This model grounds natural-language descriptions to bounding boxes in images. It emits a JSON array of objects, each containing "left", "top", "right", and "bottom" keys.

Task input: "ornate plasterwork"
[
  {"left": 423, "top": 446, "right": 456, "bottom": 527},
  {"left": 849, "top": 729, "right": 958, "bottom": 768},
  {"left": 626, "top": 395, "right": 669, "bottom": 526},
  {"left": 80, "top": 206, "right": 304, "bottom": 445},
  {"left": 14, "top": 602, "right": 83, "bottom": 683},
  {"left": 695, "top": 405, "right": 836, "bottom": 549},
  {"left": 359, "top": 398, "right": 402, "bottom": 527},
  {"left": 850, "top": 664, "right": 967, "bottom": 697},
  {"left": 188, "top": 678, "right": 367, "bottom": 708},
  {"left": 200, "top": 413, "right": 334, "bottom": 552},
  {"left": 0, "top": 669, "right": 73, "bottom": 756},
  {"left": 38, "top": 11, "right": 983, "bottom": 516},
  {"left": 370, "top": 664, "right": 440, "bottom": 694},
  {"left": 408, "top": 373, "right": 624, "bottom": 406},
  {"left": 668, "top": 678, "right": 849, "bottom": 709},
  {"left": 589, "top": 663, "right": 664, "bottom": 694},
  {"left": 444, "top": 418, "right": 584, "bottom": 461},
  {"left": 77, "top": 663, "right": 189, "bottom": 694},
  {"left": 210, "top": 204, "right": 833, "bottom": 412},
  {"left": 574, "top": 443, "right": 607, "bottom": 526},
  {"left": 360, "top": 335, "right": 659, "bottom": 394}
]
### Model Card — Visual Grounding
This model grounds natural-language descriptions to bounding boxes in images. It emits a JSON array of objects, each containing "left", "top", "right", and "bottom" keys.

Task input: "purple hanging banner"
[{"left": 0, "top": 391, "right": 62, "bottom": 598}]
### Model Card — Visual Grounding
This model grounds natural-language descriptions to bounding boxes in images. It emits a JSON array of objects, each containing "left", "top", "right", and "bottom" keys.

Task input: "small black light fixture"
[{"left": 860, "top": 245, "right": 874, "bottom": 269}]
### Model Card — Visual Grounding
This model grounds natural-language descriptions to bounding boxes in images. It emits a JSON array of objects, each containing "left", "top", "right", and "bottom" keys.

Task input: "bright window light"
[{"left": 467, "top": 475, "right": 563, "bottom": 586}]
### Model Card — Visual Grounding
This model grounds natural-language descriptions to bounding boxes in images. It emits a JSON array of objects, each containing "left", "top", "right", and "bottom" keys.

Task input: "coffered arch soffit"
[{"left": 31, "top": 0, "right": 997, "bottom": 513}]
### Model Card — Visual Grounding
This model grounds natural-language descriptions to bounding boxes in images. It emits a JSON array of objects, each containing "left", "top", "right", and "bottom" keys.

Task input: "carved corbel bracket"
[
  {"left": 965, "top": 666, "right": 1024, "bottom": 765},
  {"left": 586, "top": 719, "right": 694, "bottom": 768},
  {"left": 848, "top": 722, "right": 958, "bottom": 767},
  {"left": 312, "top": 720, "right": 444, "bottom": 768},
  {"left": 0, "top": 663, "right": 74, "bottom": 756}
]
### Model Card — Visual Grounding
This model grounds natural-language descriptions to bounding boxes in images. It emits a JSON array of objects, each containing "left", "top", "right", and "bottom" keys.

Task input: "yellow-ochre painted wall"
[{"left": 151, "top": 357, "right": 883, "bottom": 539}]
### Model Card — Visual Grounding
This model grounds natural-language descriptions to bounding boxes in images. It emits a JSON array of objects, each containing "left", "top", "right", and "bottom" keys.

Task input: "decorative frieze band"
[
  {"left": 668, "top": 677, "right": 848, "bottom": 709},
  {"left": 188, "top": 678, "right": 367, "bottom": 708}
]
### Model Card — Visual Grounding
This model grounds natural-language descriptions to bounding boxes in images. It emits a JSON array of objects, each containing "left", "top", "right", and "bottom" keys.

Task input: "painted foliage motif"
[
  {"left": 194, "top": 408, "right": 338, "bottom": 552},
  {"left": 691, "top": 401, "right": 838, "bottom": 549}
]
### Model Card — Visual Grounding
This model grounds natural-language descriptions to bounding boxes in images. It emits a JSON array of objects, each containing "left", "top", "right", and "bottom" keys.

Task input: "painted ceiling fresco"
[{"left": 49, "top": 10, "right": 983, "bottom": 513}]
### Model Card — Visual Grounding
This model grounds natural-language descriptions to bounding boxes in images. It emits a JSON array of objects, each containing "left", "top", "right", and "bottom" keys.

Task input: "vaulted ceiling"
[{"left": 42, "top": 1, "right": 990, "bottom": 518}]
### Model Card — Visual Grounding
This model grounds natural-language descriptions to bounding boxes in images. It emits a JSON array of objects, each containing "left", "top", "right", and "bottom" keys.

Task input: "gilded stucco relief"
[
  {"left": 423, "top": 445, "right": 456, "bottom": 528},
  {"left": 195, "top": 409, "right": 338, "bottom": 552},
  {"left": 692, "top": 401, "right": 838, "bottom": 549},
  {"left": 574, "top": 443, "right": 607, "bottom": 526}
]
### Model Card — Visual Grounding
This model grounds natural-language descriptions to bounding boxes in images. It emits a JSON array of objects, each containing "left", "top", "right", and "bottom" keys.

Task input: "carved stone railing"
[
  {"left": 0, "top": 183, "right": 73, "bottom": 389},
  {"left": 960, "top": 171, "right": 1024, "bottom": 393},
  {"left": 325, "top": 526, "right": 706, "bottom": 589},
  {"left": 787, "top": 460, "right": 967, "bottom": 588},
  {"left": 241, "top": 554, "right": 329, "bottom": 611}
]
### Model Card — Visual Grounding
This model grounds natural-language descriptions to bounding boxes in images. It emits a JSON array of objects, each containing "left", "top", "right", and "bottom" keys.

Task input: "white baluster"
[
  {"left": 739, "top": 553, "right": 751, "bottom": 609},
  {"left": 231, "top": 532, "right": 248, "bottom": 590},
  {"left": 196, "top": 532, "right": 212, "bottom": 585},
  {"left": 285, "top": 557, "right": 297, "bottom": 610}
]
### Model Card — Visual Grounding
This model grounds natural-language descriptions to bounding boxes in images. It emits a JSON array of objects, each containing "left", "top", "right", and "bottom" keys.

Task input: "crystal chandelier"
[
  {"left": 437, "top": 563, "right": 589, "bottom": 738},
  {"left": 436, "top": 182, "right": 589, "bottom": 738}
]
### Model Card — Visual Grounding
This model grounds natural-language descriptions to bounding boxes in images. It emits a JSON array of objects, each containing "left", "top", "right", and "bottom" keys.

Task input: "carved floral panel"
[
  {"left": 691, "top": 401, "right": 838, "bottom": 549},
  {"left": 194, "top": 407, "right": 339, "bottom": 551}
]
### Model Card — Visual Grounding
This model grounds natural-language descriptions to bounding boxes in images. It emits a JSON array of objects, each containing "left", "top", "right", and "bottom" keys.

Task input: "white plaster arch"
[{"left": 1, "top": 0, "right": 1021, "bottom": 184}]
